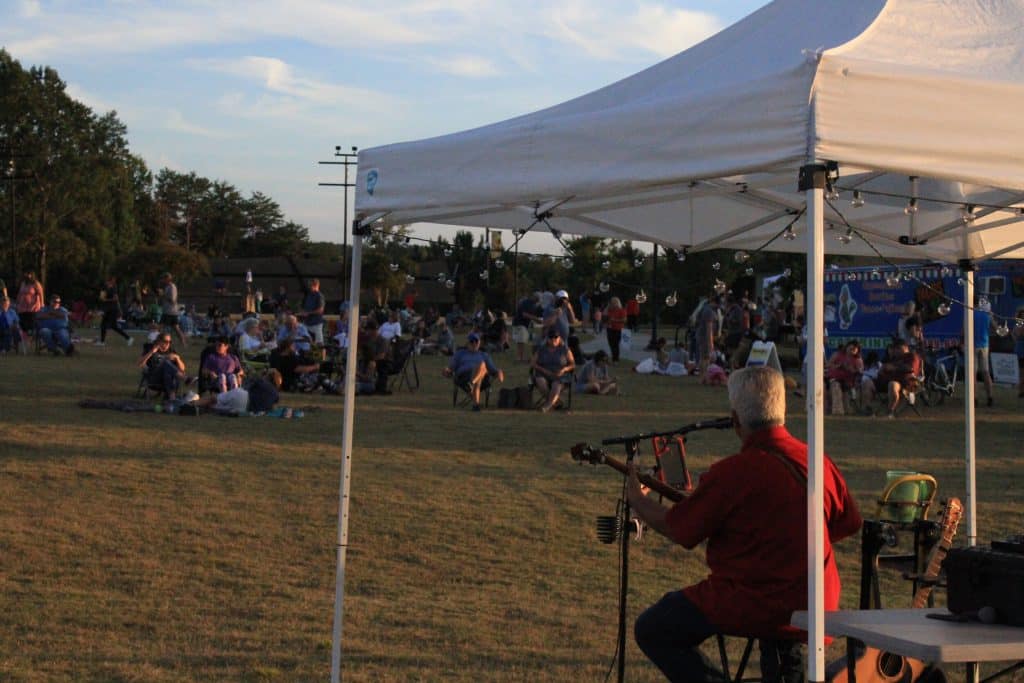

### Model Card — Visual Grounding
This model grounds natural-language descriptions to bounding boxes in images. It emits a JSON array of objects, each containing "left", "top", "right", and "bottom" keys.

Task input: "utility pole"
[{"left": 318, "top": 145, "right": 358, "bottom": 302}]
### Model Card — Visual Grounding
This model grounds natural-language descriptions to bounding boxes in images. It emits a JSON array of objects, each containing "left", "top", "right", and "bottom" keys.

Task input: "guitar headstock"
[
  {"left": 938, "top": 497, "right": 963, "bottom": 548},
  {"left": 570, "top": 443, "right": 607, "bottom": 465}
]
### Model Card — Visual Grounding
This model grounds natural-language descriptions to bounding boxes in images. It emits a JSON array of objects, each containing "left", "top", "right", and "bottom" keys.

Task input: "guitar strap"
[{"left": 764, "top": 448, "right": 808, "bottom": 489}]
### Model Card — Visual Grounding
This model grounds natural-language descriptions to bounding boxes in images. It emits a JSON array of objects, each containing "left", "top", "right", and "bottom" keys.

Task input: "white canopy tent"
[{"left": 331, "top": 1, "right": 1024, "bottom": 680}]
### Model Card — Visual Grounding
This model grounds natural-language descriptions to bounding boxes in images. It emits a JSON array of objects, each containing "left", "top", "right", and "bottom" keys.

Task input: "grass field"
[{"left": 1, "top": 333, "right": 1022, "bottom": 682}]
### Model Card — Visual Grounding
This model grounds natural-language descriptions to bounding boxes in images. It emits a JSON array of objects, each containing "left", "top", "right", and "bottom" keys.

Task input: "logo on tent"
[{"left": 366, "top": 169, "right": 379, "bottom": 196}]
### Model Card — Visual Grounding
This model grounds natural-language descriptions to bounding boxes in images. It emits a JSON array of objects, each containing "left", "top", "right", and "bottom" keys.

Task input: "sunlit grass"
[{"left": 1, "top": 336, "right": 1021, "bottom": 680}]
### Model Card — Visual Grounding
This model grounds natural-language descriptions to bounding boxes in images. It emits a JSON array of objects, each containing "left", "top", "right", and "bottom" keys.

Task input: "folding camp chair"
[
  {"left": 386, "top": 337, "right": 420, "bottom": 393},
  {"left": 528, "top": 368, "right": 573, "bottom": 411},
  {"left": 452, "top": 374, "right": 492, "bottom": 408}
]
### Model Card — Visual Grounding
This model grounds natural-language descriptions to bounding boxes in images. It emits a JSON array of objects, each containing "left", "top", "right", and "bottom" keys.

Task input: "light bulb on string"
[
  {"left": 494, "top": 259, "right": 505, "bottom": 269},
  {"left": 745, "top": 266, "right": 754, "bottom": 276},
  {"left": 825, "top": 184, "right": 840, "bottom": 202},
  {"left": 1016, "top": 319, "right": 1024, "bottom": 329},
  {"left": 783, "top": 268, "right": 792, "bottom": 278},
  {"left": 997, "top": 322, "right": 1011, "bottom": 337},
  {"left": 599, "top": 281, "right": 610, "bottom": 293},
  {"left": 437, "top": 272, "right": 446, "bottom": 283},
  {"left": 937, "top": 302, "right": 951, "bottom": 316},
  {"left": 714, "top": 279, "right": 727, "bottom": 295},
  {"left": 960, "top": 204, "right": 977, "bottom": 223},
  {"left": 676, "top": 250, "right": 687, "bottom": 262},
  {"left": 562, "top": 258, "right": 573, "bottom": 269},
  {"left": 635, "top": 289, "right": 647, "bottom": 304},
  {"left": 712, "top": 261, "right": 721, "bottom": 271},
  {"left": 851, "top": 191, "right": 865, "bottom": 208},
  {"left": 389, "top": 262, "right": 399, "bottom": 272},
  {"left": 734, "top": 250, "right": 750, "bottom": 264},
  {"left": 405, "top": 274, "right": 415, "bottom": 285},
  {"left": 836, "top": 230, "right": 852, "bottom": 245},
  {"left": 957, "top": 277, "right": 965, "bottom": 286},
  {"left": 665, "top": 291, "right": 678, "bottom": 307},
  {"left": 904, "top": 198, "right": 918, "bottom": 215},
  {"left": 479, "top": 270, "right": 489, "bottom": 281},
  {"left": 846, "top": 272, "right": 858, "bottom": 282},
  {"left": 783, "top": 226, "right": 797, "bottom": 241},
  {"left": 829, "top": 263, "right": 840, "bottom": 270},
  {"left": 940, "top": 266, "right": 952, "bottom": 277},
  {"left": 445, "top": 279, "right": 455, "bottom": 290},
  {"left": 634, "top": 257, "right": 645, "bottom": 268},
  {"left": 443, "top": 247, "right": 452, "bottom": 257},
  {"left": 885, "top": 273, "right": 900, "bottom": 287},
  {"left": 601, "top": 260, "right": 610, "bottom": 270},
  {"left": 870, "top": 267, "right": 881, "bottom": 280}
]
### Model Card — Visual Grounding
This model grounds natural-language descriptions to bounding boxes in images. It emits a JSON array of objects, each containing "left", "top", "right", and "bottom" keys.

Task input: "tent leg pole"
[
  {"left": 962, "top": 265, "right": 977, "bottom": 548},
  {"left": 801, "top": 163, "right": 827, "bottom": 683},
  {"left": 332, "top": 228, "right": 366, "bottom": 683}
]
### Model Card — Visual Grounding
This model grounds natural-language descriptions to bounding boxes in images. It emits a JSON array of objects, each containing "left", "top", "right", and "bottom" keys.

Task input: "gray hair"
[{"left": 727, "top": 366, "right": 786, "bottom": 431}]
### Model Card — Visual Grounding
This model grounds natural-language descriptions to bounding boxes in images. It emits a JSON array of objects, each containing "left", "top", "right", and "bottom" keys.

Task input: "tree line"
[{"left": 1, "top": 49, "right": 807, "bottom": 321}]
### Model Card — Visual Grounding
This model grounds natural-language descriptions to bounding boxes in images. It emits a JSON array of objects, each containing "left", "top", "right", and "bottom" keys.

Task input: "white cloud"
[
  {"left": 17, "top": 0, "right": 41, "bottom": 18},
  {"left": 164, "top": 109, "right": 230, "bottom": 139},
  {"left": 424, "top": 55, "right": 500, "bottom": 78}
]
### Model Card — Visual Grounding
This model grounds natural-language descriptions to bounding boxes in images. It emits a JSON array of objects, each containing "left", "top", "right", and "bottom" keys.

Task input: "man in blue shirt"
[
  {"left": 443, "top": 332, "right": 504, "bottom": 411},
  {"left": 36, "top": 295, "right": 74, "bottom": 355},
  {"left": 974, "top": 300, "right": 994, "bottom": 407}
]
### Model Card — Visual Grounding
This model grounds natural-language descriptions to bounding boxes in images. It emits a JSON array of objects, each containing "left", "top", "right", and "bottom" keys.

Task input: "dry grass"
[{"left": 1, "top": 335, "right": 1022, "bottom": 681}]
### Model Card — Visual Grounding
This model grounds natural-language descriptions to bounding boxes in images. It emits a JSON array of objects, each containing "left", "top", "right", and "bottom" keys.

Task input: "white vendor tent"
[{"left": 329, "top": 1, "right": 1024, "bottom": 680}]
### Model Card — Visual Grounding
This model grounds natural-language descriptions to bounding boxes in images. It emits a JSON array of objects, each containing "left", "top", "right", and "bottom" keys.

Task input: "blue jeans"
[{"left": 39, "top": 327, "right": 71, "bottom": 353}]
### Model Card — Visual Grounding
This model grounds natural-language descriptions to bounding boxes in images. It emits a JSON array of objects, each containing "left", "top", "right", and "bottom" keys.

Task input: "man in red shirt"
[{"left": 627, "top": 366, "right": 862, "bottom": 683}]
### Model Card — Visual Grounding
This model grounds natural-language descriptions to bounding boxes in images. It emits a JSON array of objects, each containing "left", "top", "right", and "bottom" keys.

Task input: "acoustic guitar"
[
  {"left": 570, "top": 443, "right": 687, "bottom": 502},
  {"left": 826, "top": 497, "right": 963, "bottom": 683}
]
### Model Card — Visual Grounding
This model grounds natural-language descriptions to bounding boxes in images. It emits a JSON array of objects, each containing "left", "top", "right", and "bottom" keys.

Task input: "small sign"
[
  {"left": 990, "top": 352, "right": 1019, "bottom": 386},
  {"left": 746, "top": 340, "right": 782, "bottom": 372}
]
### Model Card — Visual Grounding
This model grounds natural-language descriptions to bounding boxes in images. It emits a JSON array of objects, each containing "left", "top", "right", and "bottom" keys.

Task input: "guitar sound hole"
[{"left": 878, "top": 653, "right": 904, "bottom": 677}]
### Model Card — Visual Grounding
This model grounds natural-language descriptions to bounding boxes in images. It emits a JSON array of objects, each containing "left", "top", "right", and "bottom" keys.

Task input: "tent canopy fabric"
[{"left": 356, "top": 0, "right": 1024, "bottom": 263}]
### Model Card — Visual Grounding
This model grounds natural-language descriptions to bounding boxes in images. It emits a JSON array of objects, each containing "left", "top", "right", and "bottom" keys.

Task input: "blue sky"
[{"left": 2, "top": 0, "right": 768, "bottom": 252}]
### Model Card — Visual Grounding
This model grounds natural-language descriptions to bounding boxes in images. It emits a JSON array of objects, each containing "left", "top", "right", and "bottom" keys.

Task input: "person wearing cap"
[
  {"left": 158, "top": 272, "right": 187, "bottom": 346},
  {"left": 532, "top": 327, "right": 576, "bottom": 412},
  {"left": 0, "top": 294, "right": 22, "bottom": 353},
  {"left": 577, "top": 349, "right": 618, "bottom": 395},
  {"left": 542, "top": 289, "right": 578, "bottom": 344},
  {"left": 300, "top": 278, "right": 326, "bottom": 345},
  {"left": 201, "top": 336, "right": 245, "bottom": 394},
  {"left": 442, "top": 332, "right": 505, "bottom": 411}
]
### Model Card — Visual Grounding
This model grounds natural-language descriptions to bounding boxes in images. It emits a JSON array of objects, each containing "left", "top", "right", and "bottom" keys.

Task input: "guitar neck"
[
  {"left": 595, "top": 453, "right": 687, "bottom": 502},
  {"left": 911, "top": 497, "right": 963, "bottom": 609}
]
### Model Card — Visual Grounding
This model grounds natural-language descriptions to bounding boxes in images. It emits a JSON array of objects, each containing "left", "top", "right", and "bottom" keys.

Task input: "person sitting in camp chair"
[
  {"left": 531, "top": 327, "right": 576, "bottom": 412},
  {"left": 138, "top": 333, "right": 194, "bottom": 399},
  {"left": 442, "top": 332, "right": 504, "bottom": 411},
  {"left": 201, "top": 336, "right": 245, "bottom": 394},
  {"left": 270, "top": 338, "right": 320, "bottom": 392},
  {"left": 862, "top": 340, "right": 923, "bottom": 418},
  {"left": 0, "top": 294, "right": 23, "bottom": 353},
  {"left": 36, "top": 295, "right": 74, "bottom": 356}
]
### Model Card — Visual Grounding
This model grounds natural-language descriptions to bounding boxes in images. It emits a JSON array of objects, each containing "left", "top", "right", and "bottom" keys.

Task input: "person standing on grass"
[
  {"left": 15, "top": 271, "right": 43, "bottom": 334},
  {"left": 604, "top": 297, "right": 627, "bottom": 362},
  {"left": 626, "top": 366, "right": 862, "bottom": 683},
  {"left": 625, "top": 296, "right": 641, "bottom": 333},
  {"left": 158, "top": 272, "right": 187, "bottom": 346},
  {"left": 974, "top": 299, "right": 995, "bottom": 407},
  {"left": 95, "top": 275, "right": 133, "bottom": 346},
  {"left": 301, "top": 278, "right": 326, "bottom": 346}
]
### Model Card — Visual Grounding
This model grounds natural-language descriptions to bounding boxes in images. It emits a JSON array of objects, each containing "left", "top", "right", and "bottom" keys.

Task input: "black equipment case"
[{"left": 944, "top": 540, "right": 1024, "bottom": 626}]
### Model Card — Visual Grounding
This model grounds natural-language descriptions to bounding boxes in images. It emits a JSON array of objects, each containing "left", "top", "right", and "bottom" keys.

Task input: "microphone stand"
[
  {"left": 600, "top": 417, "right": 729, "bottom": 683},
  {"left": 614, "top": 438, "right": 639, "bottom": 683}
]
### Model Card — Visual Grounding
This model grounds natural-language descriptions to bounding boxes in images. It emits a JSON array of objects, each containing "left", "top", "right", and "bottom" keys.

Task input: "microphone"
[{"left": 685, "top": 417, "right": 734, "bottom": 432}]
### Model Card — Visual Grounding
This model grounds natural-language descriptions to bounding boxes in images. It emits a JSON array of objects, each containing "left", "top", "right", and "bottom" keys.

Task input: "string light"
[
  {"left": 713, "top": 279, "right": 727, "bottom": 295},
  {"left": 885, "top": 272, "right": 900, "bottom": 287},
  {"left": 445, "top": 279, "right": 455, "bottom": 289},
  {"left": 389, "top": 262, "right": 399, "bottom": 272},
  {"left": 635, "top": 289, "right": 647, "bottom": 304},
  {"left": 599, "top": 281, "right": 610, "bottom": 293},
  {"left": 601, "top": 260, "right": 610, "bottom": 270},
  {"left": 665, "top": 291, "right": 678, "bottom": 307},
  {"left": 479, "top": 270, "right": 489, "bottom": 280},
  {"left": 960, "top": 204, "right": 977, "bottom": 223},
  {"left": 851, "top": 191, "right": 865, "bottom": 208},
  {"left": 996, "top": 322, "right": 1011, "bottom": 337},
  {"left": 937, "top": 302, "right": 951, "bottom": 316},
  {"left": 494, "top": 259, "right": 505, "bottom": 269},
  {"left": 676, "top": 250, "right": 687, "bottom": 262},
  {"left": 437, "top": 272, "right": 446, "bottom": 282},
  {"left": 443, "top": 247, "right": 452, "bottom": 257},
  {"left": 825, "top": 184, "right": 840, "bottom": 202},
  {"left": 783, "top": 268, "right": 792, "bottom": 278},
  {"left": 745, "top": 266, "right": 754, "bottom": 276},
  {"left": 405, "top": 274, "right": 415, "bottom": 284},
  {"left": 712, "top": 261, "right": 721, "bottom": 271},
  {"left": 783, "top": 225, "right": 797, "bottom": 241},
  {"left": 904, "top": 198, "right": 919, "bottom": 215},
  {"left": 734, "top": 250, "right": 750, "bottom": 264},
  {"left": 634, "top": 256, "right": 645, "bottom": 267},
  {"left": 562, "top": 257, "right": 573, "bottom": 269}
]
